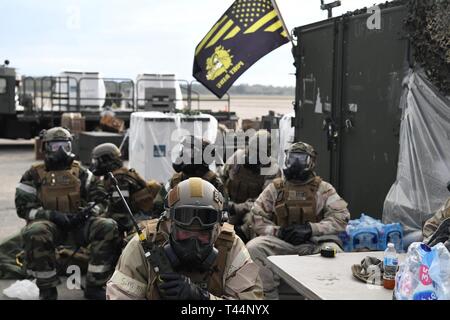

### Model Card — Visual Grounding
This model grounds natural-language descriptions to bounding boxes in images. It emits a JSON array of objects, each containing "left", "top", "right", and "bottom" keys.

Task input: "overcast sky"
[{"left": 2, "top": 0, "right": 382, "bottom": 86}]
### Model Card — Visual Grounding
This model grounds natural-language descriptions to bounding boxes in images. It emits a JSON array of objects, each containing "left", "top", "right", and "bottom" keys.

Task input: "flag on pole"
[{"left": 193, "top": 0, "right": 290, "bottom": 98}]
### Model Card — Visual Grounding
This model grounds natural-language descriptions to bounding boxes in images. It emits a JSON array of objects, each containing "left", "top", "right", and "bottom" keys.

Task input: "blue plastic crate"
[
  {"left": 341, "top": 214, "right": 404, "bottom": 252},
  {"left": 378, "top": 223, "right": 403, "bottom": 252},
  {"left": 342, "top": 227, "right": 379, "bottom": 252}
]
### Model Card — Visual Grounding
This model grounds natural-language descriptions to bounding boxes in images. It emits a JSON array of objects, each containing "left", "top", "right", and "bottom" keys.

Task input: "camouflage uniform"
[
  {"left": 103, "top": 167, "right": 166, "bottom": 233},
  {"left": 15, "top": 161, "right": 121, "bottom": 289},
  {"left": 222, "top": 149, "right": 281, "bottom": 204},
  {"left": 423, "top": 197, "right": 450, "bottom": 242},
  {"left": 106, "top": 220, "right": 263, "bottom": 300},
  {"left": 245, "top": 175, "right": 350, "bottom": 299}
]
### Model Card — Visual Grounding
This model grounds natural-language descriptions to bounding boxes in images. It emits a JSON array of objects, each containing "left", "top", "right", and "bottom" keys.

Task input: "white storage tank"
[
  {"left": 136, "top": 74, "right": 184, "bottom": 110},
  {"left": 56, "top": 71, "right": 106, "bottom": 109}
]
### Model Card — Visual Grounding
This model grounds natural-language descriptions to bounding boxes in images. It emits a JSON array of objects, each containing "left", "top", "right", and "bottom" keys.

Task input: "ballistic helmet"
[{"left": 165, "top": 178, "right": 223, "bottom": 270}]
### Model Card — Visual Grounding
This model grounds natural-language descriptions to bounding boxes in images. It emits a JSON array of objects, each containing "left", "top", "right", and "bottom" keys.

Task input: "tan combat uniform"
[
  {"left": 222, "top": 149, "right": 281, "bottom": 204},
  {"left": 245, "top": 175, "right": 350, "bottom": 299},
  {"left": 423, "top": 197, "right": 450, "bottom": 242},
  {"left": 106, "top": 220, "right": 263, "bottom": 300}
]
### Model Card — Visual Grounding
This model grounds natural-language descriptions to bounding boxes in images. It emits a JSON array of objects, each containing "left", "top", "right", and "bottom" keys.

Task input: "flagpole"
[{"left": 271, "top": 0, "right": 293, "bottom": 42}]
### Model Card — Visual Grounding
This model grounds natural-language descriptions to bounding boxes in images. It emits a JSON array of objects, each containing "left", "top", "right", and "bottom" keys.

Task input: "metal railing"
[{"left": 18, "top": 76, "right": 233, "bottom": 116}]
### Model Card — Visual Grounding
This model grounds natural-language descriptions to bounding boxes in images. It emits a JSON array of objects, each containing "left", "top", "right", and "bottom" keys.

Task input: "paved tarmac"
[{"left": 0, "top": 139, "right": 86, "bottom": 300}]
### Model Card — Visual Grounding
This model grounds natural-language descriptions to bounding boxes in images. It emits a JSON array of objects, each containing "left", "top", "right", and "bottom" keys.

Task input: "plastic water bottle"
[{"left": 383, "top": 243, "right": 398, "bottom": 290}]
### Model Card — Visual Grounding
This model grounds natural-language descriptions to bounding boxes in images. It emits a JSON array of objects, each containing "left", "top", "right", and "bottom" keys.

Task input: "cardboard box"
[
  {"left": 61, "top": 113, "right": 86, "bottom": 134},
  {"left": 241, "top": 119, "right": 261, "bottom": 131},
  {"left": 100, "top": 114, "right": 125, "bottom": 133}
]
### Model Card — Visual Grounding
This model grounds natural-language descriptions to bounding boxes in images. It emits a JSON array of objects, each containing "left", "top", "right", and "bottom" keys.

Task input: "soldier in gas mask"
[
  {"left": 245, "top": 142, "right": 350, "bottom": 299},
  {"left": 106, "top": 178, "right": 263, "bottom": 300},
  {"left": 169, "top": 135, "right": 224, "bottom": 194},
  {"left": 15, "top": 127, "right": 122, "bottom": 300},
  {"left": 222, "top": 130, "right": 281, "bottom": 243},
  {"left": 90, "top": 143, "right": 166, "bottom": 234}
]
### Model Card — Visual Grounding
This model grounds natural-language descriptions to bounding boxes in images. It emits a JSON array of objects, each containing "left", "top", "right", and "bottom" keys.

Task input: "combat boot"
[
  {"left": 39, "top": 287, "right": 58, "bottom": 300},
  {"left": 84, "top": 285, "right": 106, "bottom": 300}
]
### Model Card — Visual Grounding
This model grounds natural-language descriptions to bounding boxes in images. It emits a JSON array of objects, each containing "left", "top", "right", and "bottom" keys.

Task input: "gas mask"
[
  {"left": 44, "top": 141, "right": 75, "bottom": 171},
  {"left": 90, "top": 155, "right": 122, "bottom": 177},
  {"left": 90, "top": 157, "right": 106, "bottom": 177},
  {"left": 167, "top": 206, "right": 222, "bottom": 271},
  {"left": 172, "top": 138, "right": 211, "bottom": 175},
  {"left": 283, "top": 152, "right": 314, "bottom": 182},
  {"left": 245, "top": 132, "right": 271, "bottom": 171}
]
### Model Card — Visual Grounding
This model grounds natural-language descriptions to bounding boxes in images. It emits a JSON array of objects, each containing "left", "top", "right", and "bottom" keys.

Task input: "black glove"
[
  {"left": 48, "top": 211, "right": 73, "bottom": 230},
  {"left": 70, "top": 212, "right": 90, "bottom": 228},
  {"left": 279, "top": 223, "right": 313, "bottom": 246},
  {"left": 227, "top": 201, "right": 236, "bottom": 216},
  {"left": 229, "top": 201, "right": 253, "bottom": 226},
  {"left": 158, "top": 273, "right": 209, "bottom": 300}
]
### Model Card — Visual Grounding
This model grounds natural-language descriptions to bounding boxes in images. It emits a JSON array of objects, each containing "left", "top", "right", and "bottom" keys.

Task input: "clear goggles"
[
  {"left": 286, "top": 152, "right": 311, "bottom": 168},
  {"left": 169, "top": 206, "right": 222, "bottom": 228},
  {"left": 46, "top": 141, "right": 72, "bottom": 153}
]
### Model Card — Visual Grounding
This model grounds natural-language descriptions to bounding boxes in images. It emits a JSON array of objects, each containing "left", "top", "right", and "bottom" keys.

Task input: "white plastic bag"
[
  {"left": 395, "top": 242, "right": 450, "bottom": 300},
  {"left": 3, "top": 279, "right": 39, "bottom": 300}
]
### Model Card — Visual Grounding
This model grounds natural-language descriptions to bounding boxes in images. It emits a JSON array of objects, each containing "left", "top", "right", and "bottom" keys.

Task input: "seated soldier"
[
  {"left": 106, "top": 178, "right": 263, "bottom": 300},
  {"left": 221, "top": 130, "right": 281, "bottom": 242},
  {"left": 90, "top": 143, "right": 166, "bottom": 235},
  {"left": 245, "top": 142, "right": 350, "bottom": 300},
  {"left": 169, "top": 135, "right": 224, "bottom": 194},
  {"left": 423, "top": 196, "right": 450, "bottom": 250},
  {"left": 15, "top": 128, "right": 121, "bottom": 300}
]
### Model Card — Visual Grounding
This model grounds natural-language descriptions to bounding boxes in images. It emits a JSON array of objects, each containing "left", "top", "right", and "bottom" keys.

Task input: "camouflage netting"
[{"left": 406, "top": 0, "right": 450, "bottom": 95}]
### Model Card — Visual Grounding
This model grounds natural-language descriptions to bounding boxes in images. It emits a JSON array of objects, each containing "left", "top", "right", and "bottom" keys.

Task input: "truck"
[{"left": 0, "top": 63, "right": 233, "bottom": 139}]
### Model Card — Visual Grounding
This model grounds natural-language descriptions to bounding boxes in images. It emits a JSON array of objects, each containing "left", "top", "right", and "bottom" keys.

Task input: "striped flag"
[{"left": 193, "top": 0, "right": 290, "bottom": 98}]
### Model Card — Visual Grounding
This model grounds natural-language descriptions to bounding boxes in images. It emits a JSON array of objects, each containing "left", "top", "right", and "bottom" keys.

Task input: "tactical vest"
[
  {"left": 33, "top": 162, "right": 81, "bottom": 213},
  {"left": 144, "top": 220, "right": 235, "bottom": 300},
  {"left": 171, "top": 171, "right": 219, "bottom": 189},
  {"left": 226, "top": 165, "right": 266, "bottom": 203},
  {"left": 273, "top": 177, "right": 323, "bottom": 228},
  {"left": 105, "top": 167, "right": 161, "bottom": 213}
]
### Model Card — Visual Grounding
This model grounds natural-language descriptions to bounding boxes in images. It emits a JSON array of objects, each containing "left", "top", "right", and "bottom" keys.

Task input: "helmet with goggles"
[
  {"left": 40, "top": 127, "right": 75, "bottom": 170},
  {"left": 164, "top": 178, "right": 223, "bottom": 270},
  {"left": 41, "top": 127, "right": 73, "bottom": 152},
  {"left": 283, "top": 142, "right": 317, "bottom": 182}
]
